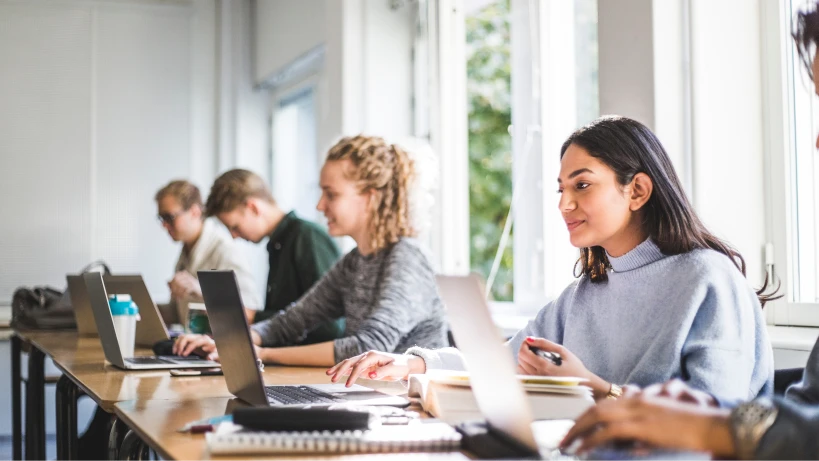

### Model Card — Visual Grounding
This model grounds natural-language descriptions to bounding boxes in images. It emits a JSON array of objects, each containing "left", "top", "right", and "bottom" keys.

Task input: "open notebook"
[{"left": 206, "top": 421, "right": 462, "bottom": 455}]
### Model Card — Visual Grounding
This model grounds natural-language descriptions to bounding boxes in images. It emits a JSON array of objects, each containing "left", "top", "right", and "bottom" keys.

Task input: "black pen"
[{"left": 529, "top": 346, "right": 562, "bottom": 366}]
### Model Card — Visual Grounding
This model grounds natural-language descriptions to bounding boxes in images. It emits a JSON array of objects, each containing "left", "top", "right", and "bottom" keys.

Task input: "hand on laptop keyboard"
[
  {"left": 326, "top": 351, "right": 426, "bottom": 387},
  {"left": 172, "top": 334, "right": 217, "bottom": 358}
]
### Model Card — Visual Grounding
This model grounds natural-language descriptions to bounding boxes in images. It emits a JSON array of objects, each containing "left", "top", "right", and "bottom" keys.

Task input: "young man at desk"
[
  {"left": 79, "top": 180, "right": 264, "bottom": 459},
  {"left": 203, "top": 169, "right": 344, "bottom": 341},
  {"left": 155, "top": 179, "right": 262, "bottom": 325}
]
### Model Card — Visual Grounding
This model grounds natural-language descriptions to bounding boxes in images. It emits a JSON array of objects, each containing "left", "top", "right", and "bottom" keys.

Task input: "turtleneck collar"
[{"left": 607, "top": 238, "right": 666, "bottom": 272}]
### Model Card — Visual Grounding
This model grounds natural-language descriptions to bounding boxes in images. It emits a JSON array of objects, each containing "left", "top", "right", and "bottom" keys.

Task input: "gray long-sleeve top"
[
  {"left": 753, "top": 338, "right": 819, "bottom": 459},
  {"left": 251, "top": 237, "right": 448, "bottom": 363}
]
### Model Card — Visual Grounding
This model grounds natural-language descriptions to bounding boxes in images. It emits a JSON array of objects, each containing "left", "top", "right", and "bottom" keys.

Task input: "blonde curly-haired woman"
[{"left": 174, "top": 135, "right": 448, "bottom": 366}]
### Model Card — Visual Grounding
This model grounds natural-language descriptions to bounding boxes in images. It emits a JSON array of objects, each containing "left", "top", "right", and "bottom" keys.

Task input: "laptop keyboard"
[
  {"left": 124, "top": 355, "right": 211, "bottom": 365},
  {"left": 124, "top": 356, "right": 168, "bottom": 365},
  {"left": 264, "top": 385, "right": 344, "bottom": 405}
]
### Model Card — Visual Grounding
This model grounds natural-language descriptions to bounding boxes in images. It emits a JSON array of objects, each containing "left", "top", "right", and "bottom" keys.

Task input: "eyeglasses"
[{"left": 157, "top": 210, "right": 185, "bottom": 226}]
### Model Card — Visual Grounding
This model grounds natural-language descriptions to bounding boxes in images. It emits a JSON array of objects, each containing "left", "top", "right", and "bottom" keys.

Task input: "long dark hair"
[
  {"left": 560, "top": 116, "right": 779, "bottom": 307},
  {"left": 793, "top": 1, "right": 819, "bottom": 80}
]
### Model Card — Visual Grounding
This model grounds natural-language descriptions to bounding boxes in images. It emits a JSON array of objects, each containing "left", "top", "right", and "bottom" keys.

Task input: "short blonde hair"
[
  {"left": 154, "top": 180, "right": 202, "bottom": 210},
  {"left": 205, "top": 169, "right": 275, "bottom": 216},
  {"left": 326, "top": 135, "right": 415, "bottom": 252}
]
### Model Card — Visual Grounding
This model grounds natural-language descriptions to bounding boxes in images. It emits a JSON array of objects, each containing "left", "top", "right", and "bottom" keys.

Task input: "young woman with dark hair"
[
  {"left": 328, "top": 115, "right": 774, "bottom": 407},
  {"left": 557, "top": 3, "right": 819, "bottom": 459}
]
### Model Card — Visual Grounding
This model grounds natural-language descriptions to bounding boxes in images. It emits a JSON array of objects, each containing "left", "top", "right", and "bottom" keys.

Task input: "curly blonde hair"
[{"left": 326, "top": 135, "right": 416, "bottom": 252}]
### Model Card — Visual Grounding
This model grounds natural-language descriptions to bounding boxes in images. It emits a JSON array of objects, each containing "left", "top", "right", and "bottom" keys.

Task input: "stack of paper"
[{"left": 408, "top": 371, "right": 594, "bottom": 424}]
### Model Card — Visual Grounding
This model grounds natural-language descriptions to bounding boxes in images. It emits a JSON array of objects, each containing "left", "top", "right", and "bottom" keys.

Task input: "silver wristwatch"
[{"left": 729, "top": 397, "right": 779, "bottom": 460}]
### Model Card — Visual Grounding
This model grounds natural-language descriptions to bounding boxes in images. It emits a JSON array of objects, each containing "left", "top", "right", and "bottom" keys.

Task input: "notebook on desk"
[{"left": 206, "top": 420, "right": 462, "bottom": 455}]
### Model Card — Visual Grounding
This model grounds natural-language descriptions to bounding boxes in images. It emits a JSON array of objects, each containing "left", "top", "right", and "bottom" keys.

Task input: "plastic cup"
[{"left": 109, "top": 294, "right": 140, "bottom": 358}]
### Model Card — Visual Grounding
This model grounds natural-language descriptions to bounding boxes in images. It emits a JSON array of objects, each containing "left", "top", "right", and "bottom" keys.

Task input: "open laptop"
[
  {"left": 68, "top": 274, "right": 170, "bottom": 346},
  {"left": 198, "top": 269, "right": 410, "bottom": 408},
  {"left": 83, "top": 272, "right": 219, "bottom": 370},
  {"left": 439, "top": 275, "right": 706, "bottom": 460},
  {"left": 437, "top": 274, "right": 541, "bottom": 456},
  {"left": 67, "top": 275, "right": 97, "bottom": 336},
  {"left": 103, "top": 275, "right": 170, "bottom": 346}
]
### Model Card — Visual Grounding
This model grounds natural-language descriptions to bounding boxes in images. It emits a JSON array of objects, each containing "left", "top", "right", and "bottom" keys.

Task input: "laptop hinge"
[{"left": 455, "top": 421, "right": 540, "bottom": 459}]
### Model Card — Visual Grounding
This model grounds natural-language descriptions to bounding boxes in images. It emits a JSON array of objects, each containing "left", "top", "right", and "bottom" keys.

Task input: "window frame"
[
  {"left": 762, "top": 0, "right": 819, "bottom": 326},
  {"left": 428, "top": 0, "right": 595, "bottom": 318},
  {"left": 269, "top": 75, "right": 324, "bottom": 210}
]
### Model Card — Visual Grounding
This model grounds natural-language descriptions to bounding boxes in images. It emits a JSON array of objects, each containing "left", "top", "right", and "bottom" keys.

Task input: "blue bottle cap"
[{"left": 108, "top": 294, "right": 139, "bottom": 316}]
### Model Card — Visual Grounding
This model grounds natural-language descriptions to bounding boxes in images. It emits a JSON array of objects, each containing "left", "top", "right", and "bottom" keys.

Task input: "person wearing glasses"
[{"left": 155, "top": 179, "right": 262, "bottom": 325}]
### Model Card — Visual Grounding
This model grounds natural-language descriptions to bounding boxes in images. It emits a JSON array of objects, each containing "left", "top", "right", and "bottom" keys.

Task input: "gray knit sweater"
[{"left": 251, "top": 237, "right": 448, "bottom": 362}]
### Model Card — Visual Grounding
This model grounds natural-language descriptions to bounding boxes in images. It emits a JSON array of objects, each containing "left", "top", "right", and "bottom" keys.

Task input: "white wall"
[
  {"left": 597, "top": 0, "right": 656, "bottom": 129},
  {"left": 256, "top": 0, "right": 417, "bottom": 258},
  {"left": 689, "top": 0, "right": 766, "bottom": 286},
  {"left": 215, "top": 0, "right": 271, "bottom": 296},
  {"left": 0, "top": 0, "right": 272, "bottom": 306},
  {"left": 254, "top": 0, "right": 326, "bottom": 84},
  {"left": 253, "top": 0, "right": 415, "bottom": 151},
  {"left": 0, "top": 0, "right": 218, "bottom": 439},
  {"left": 362, "top": 0, "right": 414, "bottom": 139},
  {"left": 0, "top": 0, "right": 208, "bottom": 303}
]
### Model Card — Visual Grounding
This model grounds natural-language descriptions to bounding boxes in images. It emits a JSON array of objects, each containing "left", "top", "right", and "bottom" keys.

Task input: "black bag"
[{"left": 10, "top": 261, "right": 111, "bottom": 331}]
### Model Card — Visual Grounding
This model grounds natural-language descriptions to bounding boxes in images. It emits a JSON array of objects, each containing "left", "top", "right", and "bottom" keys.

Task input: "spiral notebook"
[{"left": 206, "top": 421, "right": 462, "bottom": 455}]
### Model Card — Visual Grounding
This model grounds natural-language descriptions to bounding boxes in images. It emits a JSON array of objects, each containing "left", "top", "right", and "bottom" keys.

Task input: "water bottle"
[{"left": 108, "top": 294, "right": 140, "bottom": 358}]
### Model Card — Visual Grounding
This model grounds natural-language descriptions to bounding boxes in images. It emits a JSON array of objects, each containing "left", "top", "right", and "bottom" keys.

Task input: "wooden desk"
[
  {"left": 14, "top": 330, "right": 461, "bottom": 460},
  {"left": 114, "top": 396, "right": 470, "bottom": 460},
  {"left": 16, "top": 330, "right": 233, "bottom": 407},
  {"left": 13, "top": 330, "right": 237, "bottom": 459}
]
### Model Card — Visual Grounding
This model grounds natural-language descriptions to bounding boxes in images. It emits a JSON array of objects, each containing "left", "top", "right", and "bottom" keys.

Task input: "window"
[
  {"left": 765, "top": 0, "right": 819, "bottom": 325},
  {"left": 417, "top": 0, "right": 598, "bottom": 312},
  {"left": 789, "top": 0, "right": 819, "bottom": 305},
  {"left": 270, "top": 86, "right": 321, "bottom": 223},
  {"left": 465, "top": 0, "right": 513, "bottom": 301},
  {"left": 462, "top": 0, "right": 599, "bottom": 308}
]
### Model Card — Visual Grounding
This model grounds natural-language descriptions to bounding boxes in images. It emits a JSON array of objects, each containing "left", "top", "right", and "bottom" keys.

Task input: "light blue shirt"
[{"left": 423, "top": 239, "right": 773, "bottom": 406}]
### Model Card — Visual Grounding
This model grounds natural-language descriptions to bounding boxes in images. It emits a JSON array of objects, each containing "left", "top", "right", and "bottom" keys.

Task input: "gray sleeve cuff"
[
  {"left": 250, "top": 321, "right": 270, "bottom": 346},
  {"left": 753, "top": 396, "right": 819, "bottom": 460},
  {"left": 405, "top": 346, "right": 443, "bottom": 370}
]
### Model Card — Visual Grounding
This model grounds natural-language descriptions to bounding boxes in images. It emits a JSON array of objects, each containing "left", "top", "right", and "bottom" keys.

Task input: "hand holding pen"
[
  {"left": 529, "top": 346, "right": 562, "bottom": 366},
  {"left": 517, "top": 336, "right": 615, "bottom": 400}
]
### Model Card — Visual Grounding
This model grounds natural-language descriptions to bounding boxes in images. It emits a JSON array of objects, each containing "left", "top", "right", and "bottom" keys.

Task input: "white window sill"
[
  {"left": 491, "top": 310, "right": 819, "bottom": 352},
  {"left": 767, "top": 325, "right": 819, "bottom": 351},
  {"left": 0, "top": 305, "right": 10, "bottom": 326}
]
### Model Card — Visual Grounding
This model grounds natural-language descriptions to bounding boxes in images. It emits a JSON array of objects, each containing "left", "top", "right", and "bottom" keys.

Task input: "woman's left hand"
[{"left": 517, "top": 336, "right": 610, "bottom": 399}]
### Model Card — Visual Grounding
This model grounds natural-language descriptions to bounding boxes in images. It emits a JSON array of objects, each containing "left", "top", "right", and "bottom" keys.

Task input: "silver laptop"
[
  {"left": 102, "top": 275, "right": 170, "bottom": 346},
  {"left": 440, "top": 275, "right": 710, "bottom": 460},
  {"left": 68, "top": 274, "right": 170, "bottom": 347},
  {"left": 198, "top": 269, "right": 410, "bottom": 408},
  {"left": 437, "top": 274, "right": 540, "bottom": 456},
  {"left": 67, "top": 275, "right": 97, "bottom": 336},
  {"left": 83, "top": 272, "right": 219, "bottom": 370}
]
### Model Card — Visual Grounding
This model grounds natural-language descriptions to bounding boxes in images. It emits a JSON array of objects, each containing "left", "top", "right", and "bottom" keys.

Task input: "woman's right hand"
[
  {"left": 326, "top": 351, "right": 426, "bottom": 387},
  {"left": 172, "top": 334, "right": 217, "bottom": 357},
  {"left": 559, "top": 393, "right": 734, "bottom": 457}
]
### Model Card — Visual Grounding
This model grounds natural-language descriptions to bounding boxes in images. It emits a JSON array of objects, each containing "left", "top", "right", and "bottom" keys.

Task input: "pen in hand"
[{"left": 529, "top": 346, "right": 562, "bottom": 366}]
